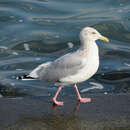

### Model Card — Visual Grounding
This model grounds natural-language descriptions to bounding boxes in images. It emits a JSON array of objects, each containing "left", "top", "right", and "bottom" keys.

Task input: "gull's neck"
[
  {"left": 80, "top": 37, "right": 96, "bottom": 51},
  {"left": 78, "top": 36, "right": 99, "bottom": 58}
]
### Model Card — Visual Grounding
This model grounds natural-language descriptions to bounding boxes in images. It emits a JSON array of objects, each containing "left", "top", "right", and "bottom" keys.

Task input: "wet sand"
[{"left": 0, "top": 93, "right": 130, "bottom": 130}]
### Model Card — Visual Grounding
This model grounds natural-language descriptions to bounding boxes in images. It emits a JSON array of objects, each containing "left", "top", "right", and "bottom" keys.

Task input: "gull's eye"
[{"left": 92, "top": 32, "right": 96, "bottom": 34}]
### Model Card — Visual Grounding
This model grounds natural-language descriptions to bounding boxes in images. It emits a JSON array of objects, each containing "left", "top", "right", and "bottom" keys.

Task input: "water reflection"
[{"left": 52, "top": 101, "right": 81, "bottom": 116}]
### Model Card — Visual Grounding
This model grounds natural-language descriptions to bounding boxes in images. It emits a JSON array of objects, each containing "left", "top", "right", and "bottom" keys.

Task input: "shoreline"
[{"left": 0, "top": 93, "right": 130, "bottom": 129}]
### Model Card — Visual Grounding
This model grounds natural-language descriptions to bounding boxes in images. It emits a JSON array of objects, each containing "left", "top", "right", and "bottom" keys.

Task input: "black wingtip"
[{"left": 16, "top": 74, "right": 35, "bottom": 80}]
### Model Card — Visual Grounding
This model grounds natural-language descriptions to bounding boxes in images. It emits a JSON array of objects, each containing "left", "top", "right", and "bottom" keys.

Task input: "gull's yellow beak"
[{"left": 99, "top": 36, "right": 109, "bottom": 42}]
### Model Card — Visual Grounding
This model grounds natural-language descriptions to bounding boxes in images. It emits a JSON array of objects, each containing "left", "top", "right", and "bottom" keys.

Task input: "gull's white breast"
[{"left": 60, "top": 43, "right": 99, "bottom": 84}]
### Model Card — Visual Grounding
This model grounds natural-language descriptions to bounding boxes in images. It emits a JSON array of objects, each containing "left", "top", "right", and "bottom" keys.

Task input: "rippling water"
[{"left": 0, "top": 0, "right": 130, "bottom": 97}]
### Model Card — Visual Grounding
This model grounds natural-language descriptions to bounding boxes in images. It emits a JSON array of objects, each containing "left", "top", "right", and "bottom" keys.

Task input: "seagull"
[{"left": 17, "top": 27, "right": 109, "bottom": 106}]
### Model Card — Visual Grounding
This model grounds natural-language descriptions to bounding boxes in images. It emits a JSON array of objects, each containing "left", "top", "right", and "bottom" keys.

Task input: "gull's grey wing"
[{"left": 38, "top": 51, "right": 84, "bottom": 82}]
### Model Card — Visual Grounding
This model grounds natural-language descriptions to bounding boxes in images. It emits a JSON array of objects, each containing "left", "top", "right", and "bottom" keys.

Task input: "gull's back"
[{"left": 37, "top": 51, "right": 84, "bottom": 84}]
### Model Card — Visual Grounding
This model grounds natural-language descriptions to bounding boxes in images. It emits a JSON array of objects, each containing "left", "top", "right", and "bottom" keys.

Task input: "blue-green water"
[{"left": 0, "top": 0, "right": 130, "bottom": 97}]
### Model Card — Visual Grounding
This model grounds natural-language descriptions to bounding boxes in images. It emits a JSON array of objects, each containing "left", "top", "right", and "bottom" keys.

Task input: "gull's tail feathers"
[{"left": 16, "top": 61, "right": 51, "bottom": 81}]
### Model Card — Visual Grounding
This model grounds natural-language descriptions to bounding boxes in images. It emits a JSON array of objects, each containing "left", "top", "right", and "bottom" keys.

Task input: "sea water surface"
[{"left": 0, "top": 0, "right": 130, "bottom": 98}]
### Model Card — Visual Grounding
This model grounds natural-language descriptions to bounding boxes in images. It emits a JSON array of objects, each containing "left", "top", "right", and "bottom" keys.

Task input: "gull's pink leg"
[
  {"left": 52, "top": 86, "right": 64, "bottom": 106},
  {"left": 74, "top": 84, "right": 91, "bottom": 103}
]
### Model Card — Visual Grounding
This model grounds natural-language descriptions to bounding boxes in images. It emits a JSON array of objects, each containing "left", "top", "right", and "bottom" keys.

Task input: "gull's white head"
[{"left": 80, "top": 27, "right": 109, "bottom": 43}]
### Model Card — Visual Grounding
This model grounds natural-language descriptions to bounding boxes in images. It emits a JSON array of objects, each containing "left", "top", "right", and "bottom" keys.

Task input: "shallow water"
[{"left": 0, "top": 0, "right": 130, "bottom": 97}]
